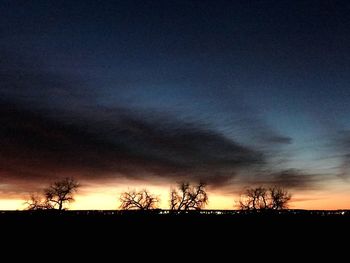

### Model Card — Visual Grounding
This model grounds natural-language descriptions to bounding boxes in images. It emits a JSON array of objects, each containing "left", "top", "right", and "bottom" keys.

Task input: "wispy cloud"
[
  {"left": 332, "top": 130, "right": 350, "bottom": 179},
  {"left": 0, "top": 100, "right": 263, "bottom": 189},
  {"left": 0, "top": 52, "right": 322, "bottom": 195}
]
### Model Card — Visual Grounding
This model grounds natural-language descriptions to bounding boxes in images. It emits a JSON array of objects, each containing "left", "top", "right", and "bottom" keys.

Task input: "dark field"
[
  {"left": 2, "top": 210, "right": 349, "bottom": 254},
  {"left": 2, "top": 210, "right": 350, "bottom": 234}
]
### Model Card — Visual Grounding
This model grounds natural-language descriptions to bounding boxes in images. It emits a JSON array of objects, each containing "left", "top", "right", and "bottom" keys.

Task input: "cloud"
[
  {"left": 333, "top": 130, "right": 350, "bottom": 178},
  {"left": 0, "top": 51, "right": 96, "bottom": 112},
  {"left": 0, "top": 51, "right": 315, "bottom": 196},
  {"left": 228, "top": 117, "right": 293, "bottom": 151},
  {"left": 0, "top": 99, "right": 264, "bottom": 190},
  {"left": 266, "top": 169, "right": 320, "bottom": 190},
  {"left": 230, "top": 169, "right": 321, "bottom": 192},
  {"left": 265, "top": 135, "right": 292, "bottom": 145}
]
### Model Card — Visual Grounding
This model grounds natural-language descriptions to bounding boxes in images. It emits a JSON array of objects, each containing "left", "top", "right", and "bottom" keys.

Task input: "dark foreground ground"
[
  {"left": 2, "top": 210, "right": 350, "bottom": 233},
  {"left": 1, "top": 210, "right": 349, "bottom": 254}
]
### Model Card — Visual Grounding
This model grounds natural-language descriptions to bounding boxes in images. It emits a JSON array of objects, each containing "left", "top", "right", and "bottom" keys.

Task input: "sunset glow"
[
  {"left": 1, "top": 179, "right": 350, "bottom": 210},
  {"left": 1, "top": 1, "right": 350, "bottom": 212}
]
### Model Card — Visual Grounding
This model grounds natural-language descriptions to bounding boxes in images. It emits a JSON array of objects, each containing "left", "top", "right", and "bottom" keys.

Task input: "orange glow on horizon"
[{"left": 1, "top": 181, "right": 350, "bottom": 211}]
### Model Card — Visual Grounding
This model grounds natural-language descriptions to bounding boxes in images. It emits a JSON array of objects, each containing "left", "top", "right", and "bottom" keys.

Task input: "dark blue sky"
[{"left": 1, "top": 0, "right": 350, "bottom": 192}]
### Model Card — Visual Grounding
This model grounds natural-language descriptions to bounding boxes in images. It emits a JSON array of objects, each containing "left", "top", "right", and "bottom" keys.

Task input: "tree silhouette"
[
  {"left": 269, "top": 186, "right": 291, "bottom": 210},
  {"left": 170, "top": 182, "right": 208, "bottom": 210},
  {"left": 25, "top": 193, "right": 52, "bottom": 210},
  {"left": 239, "top": 187, "right": 268, "bottom": 211},
  {"left": 119, "top": 189, "right": 159, "bottom": 210},
  {"left": 44, "top": 178, "right": 79, "bottom": 211},
  {"left": 239, "top": 186, "right": 291, "bottom": 211}
]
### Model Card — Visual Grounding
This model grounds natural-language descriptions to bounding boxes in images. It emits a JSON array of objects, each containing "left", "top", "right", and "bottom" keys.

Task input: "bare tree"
[
  {"left": 25, "top": 194, "right": 52, "bottom": 210},
  {"left": 269, "top": 186, "right": 291, "bottom": 210},
  {"left": 44, "top": 178, "right": 79, "bottom": 211},
  {"left": 119, "top": 189, "right": 159, "bottom": 210},
  {"left": 239, "top": 187, "right": 268, "bottom": 211},
  {"left": 239, "top": 186, "right": 291, "bottom": 211},
  {"left": 170, "top": 182, "right": 208, "bottom": 210}
]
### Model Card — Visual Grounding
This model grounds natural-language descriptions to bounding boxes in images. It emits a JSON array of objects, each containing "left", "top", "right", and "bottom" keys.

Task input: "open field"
[{"left": 2, "top": 210, "right": 350, "bottom": 232}]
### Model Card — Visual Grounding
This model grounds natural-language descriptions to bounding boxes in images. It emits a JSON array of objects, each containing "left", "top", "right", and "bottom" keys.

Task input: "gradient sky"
[{"left": 1, "top": 0, "right": 350, "bottom": 210}]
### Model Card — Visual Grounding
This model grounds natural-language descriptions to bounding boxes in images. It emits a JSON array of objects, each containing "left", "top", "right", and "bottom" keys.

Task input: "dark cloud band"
[
  {"left": 0, "top": 100, "right": 263, "bottom": 187},
  {"left": 0, "top": 52, "right": 319, "bottom": 194}
]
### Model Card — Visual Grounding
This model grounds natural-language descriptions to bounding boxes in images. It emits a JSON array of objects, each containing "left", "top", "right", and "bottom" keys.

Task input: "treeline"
[{"left": 25, "top": 178, "right": 291, "bottom": 211}]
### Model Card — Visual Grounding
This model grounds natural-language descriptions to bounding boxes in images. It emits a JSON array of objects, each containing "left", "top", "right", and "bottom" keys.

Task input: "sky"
[{"left": 1, "top": 0, "right": 350, "bottom": 210}]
